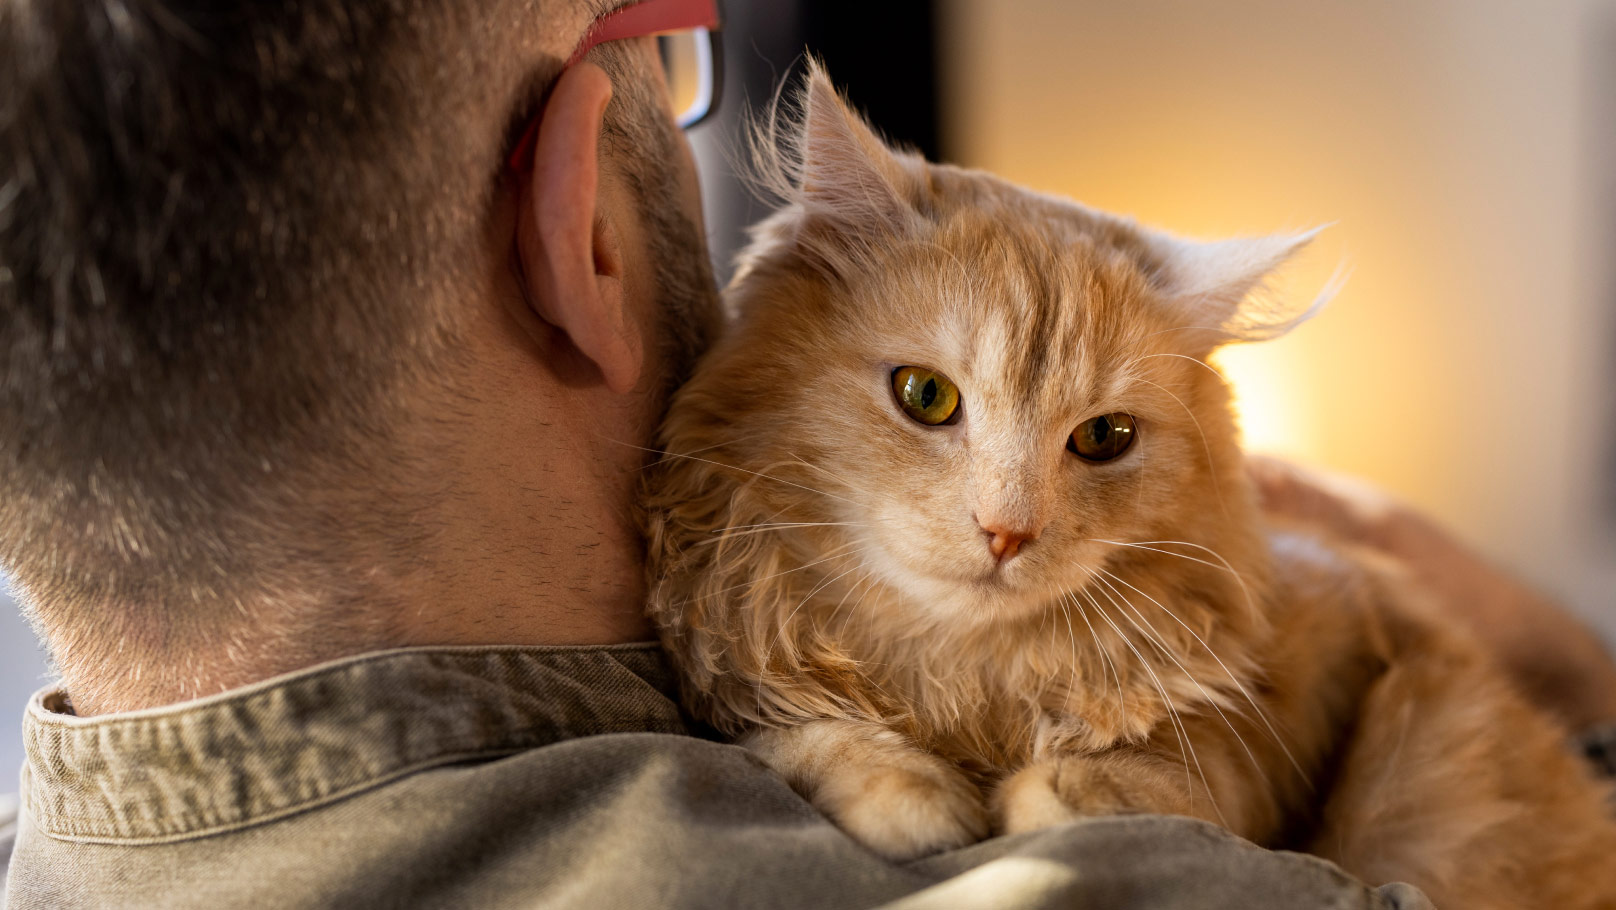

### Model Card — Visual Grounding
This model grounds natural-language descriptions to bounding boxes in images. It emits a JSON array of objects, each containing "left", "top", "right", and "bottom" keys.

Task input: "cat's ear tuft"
[
  {"left": 789, "top": 60, "right": 923, "bottom": 235},
  {"left": 1148, "top": 226, "right": 1335, "bottom": 350}
]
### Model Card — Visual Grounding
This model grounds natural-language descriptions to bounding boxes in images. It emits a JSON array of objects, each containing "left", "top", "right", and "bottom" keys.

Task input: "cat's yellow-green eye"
[
  {"left": 892, "top": 366, "right": 961, "bottom": 426},
  {"left": 1069, "top": 413, "right": 1137, "bottom": 461}
]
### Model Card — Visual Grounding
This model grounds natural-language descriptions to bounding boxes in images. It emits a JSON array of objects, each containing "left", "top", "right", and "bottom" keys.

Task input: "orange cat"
[{"left": 642, "top": 64, "right": 1616, "bottom": 907}]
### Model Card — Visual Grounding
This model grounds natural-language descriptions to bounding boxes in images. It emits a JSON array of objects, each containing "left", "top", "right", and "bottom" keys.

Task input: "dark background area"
[
  {"left": 691, "top": 0, "right": 943, "bottom": 282},
  {"left": 801, "top": 0, "right": 942, "bottom": 161}
]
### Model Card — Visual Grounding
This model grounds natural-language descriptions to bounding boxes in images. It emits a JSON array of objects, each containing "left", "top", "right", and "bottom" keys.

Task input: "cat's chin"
[
  {"left": 965, "top": 582, "right": 1050, "bottom": 621},
  {"left": 891, "top": 570, "right": 1055, "bottom": 625}
]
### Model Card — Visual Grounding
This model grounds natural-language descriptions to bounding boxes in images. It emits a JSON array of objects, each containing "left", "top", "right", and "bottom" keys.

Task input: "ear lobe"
[
  {"left": 516, "top": 61, "right": 643, "bottom": 394},
  {"left": 793, "top": 62, "right": 920, "bottom": 233},
  {"left": 1148, "top": 226, "right": 1331, "bottom": 349}
]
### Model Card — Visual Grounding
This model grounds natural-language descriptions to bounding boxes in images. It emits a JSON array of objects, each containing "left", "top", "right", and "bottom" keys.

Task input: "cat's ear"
[
  {"left": 781, "top": 61, "right": 925, "bottom": 236},
  {"left": 1146, "top": 227, "right": 1332, "bottom": 353}
]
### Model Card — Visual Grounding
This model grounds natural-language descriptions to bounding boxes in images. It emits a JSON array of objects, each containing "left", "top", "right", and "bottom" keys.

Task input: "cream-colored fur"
[{"left": 642, "top": 64, "right": 1616, "bottom": 905}]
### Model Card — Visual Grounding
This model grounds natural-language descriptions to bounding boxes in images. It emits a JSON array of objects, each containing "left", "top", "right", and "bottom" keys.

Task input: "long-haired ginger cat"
[{"left": 642, "top": 64, "right": 1616, "bottom": 907}]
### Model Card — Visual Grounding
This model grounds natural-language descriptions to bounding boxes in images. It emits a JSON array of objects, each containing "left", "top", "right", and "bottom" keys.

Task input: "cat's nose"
[{"left": 979, "top": 521, "right": 1037, "bottom": 563}]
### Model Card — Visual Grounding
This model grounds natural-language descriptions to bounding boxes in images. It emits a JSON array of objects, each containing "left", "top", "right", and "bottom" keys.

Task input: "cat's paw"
[
  {"left": 813, "top": 750, "right": 990, "bottom": 861},
  {"left": 995, "top": 753, "right": 1196, "bottom": 835}
]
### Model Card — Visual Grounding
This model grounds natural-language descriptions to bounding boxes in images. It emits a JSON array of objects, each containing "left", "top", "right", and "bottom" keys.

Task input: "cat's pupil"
[
  {"left": 921, "top": 379, "right": 938, "bottom": 409},
  {"left": 1092, "top": 419, "right": 1110, "bottom": 444}
]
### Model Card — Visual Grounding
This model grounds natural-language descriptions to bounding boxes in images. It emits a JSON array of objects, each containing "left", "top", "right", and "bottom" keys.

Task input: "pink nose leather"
[{"left": 980, "top": 523, "right": 1036, "bottom": 562}]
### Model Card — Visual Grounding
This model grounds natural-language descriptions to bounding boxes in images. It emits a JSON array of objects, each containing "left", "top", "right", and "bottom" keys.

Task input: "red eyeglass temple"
[{"left": 507, "top": 0, "right": 721, "bottom": 172}]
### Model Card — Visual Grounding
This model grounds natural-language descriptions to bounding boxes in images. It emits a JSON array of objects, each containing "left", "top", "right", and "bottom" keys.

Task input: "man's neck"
[
  {"left": 395, "top": 378, "right": 659, "bottom": 649},
  {"left": 52, "top": 420, "right": 657, "bottom": 717}
]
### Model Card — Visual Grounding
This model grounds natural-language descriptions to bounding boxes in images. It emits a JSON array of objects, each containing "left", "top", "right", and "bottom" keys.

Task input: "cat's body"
[{"left": 643, "top": 66, "right": 1616, "bottom": 907}]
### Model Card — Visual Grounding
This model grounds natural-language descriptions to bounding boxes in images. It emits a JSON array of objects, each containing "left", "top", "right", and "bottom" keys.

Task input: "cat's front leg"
[
  {"left": 742, "top": 718, "right": 990, "bottom": 860},
  {"left": 994, "top": 749, "right": 1216, "bottom": 836}
]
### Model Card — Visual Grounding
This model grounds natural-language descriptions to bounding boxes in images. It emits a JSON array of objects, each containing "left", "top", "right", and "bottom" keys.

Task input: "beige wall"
[{"left": 941, "top": 0, "right": 1616, "bottom": 632}]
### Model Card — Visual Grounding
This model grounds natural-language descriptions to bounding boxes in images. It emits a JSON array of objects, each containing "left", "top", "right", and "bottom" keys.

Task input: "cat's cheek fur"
[{"left": 743, "top": 720, "right": 990, "bottom": 860}]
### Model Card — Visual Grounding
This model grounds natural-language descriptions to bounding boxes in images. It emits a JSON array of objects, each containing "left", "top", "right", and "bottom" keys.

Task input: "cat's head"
[{"left": 652, "top": 64, "right": 1322, "bottom": 633}]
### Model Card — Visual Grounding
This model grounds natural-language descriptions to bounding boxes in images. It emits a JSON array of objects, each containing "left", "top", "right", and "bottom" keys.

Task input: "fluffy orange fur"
[{"left": 641, "top": 64, "right": 1616, "bottom": 906}]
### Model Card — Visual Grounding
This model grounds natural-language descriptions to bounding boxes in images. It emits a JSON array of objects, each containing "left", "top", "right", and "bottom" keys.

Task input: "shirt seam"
[
  {"left": 21, "top": 644, "right": 685, "bottom": 845},
  {"left": 33, "top": 725, "right": 689, "bottom": 846},
  {"left": 26, "top": 642, "right": 666, "bottom": 729},
  {"left": 33, "top": 742, "right": 534, "bottom": 846}
]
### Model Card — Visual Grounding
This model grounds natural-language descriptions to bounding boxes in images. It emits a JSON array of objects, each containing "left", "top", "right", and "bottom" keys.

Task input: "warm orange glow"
[{"left": 1213, "top": 345, "right": 1316, "bottom": 461}]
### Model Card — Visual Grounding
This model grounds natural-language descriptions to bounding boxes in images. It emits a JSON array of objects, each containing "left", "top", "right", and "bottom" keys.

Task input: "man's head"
[{"left": 0, "top": 0, "right": 718, "bottom": 712}]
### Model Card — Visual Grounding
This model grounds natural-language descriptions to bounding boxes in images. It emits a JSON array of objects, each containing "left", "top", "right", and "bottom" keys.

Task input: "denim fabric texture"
[{"left": 0, "top": 644, "right": 1431, "bottom": 909}]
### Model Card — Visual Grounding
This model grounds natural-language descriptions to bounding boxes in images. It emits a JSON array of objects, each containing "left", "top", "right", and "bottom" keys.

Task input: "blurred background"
[{"left": 4, "top": 0, "right": 1615, "bottom": 790}]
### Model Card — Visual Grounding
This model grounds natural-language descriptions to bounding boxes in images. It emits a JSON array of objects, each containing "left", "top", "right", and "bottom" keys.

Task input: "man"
[{"left": 0, "top": 1, "right": 1610, "bottom": 907}]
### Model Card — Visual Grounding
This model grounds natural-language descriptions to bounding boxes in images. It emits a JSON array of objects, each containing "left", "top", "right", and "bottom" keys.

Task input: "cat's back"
[{"left": 1261, "top": 524, "right": 1616, "bottom": 909}]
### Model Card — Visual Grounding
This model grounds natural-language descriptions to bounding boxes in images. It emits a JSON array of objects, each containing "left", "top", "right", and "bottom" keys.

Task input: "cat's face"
[
  {"left": 817, "top": 251, "right": 1216, "bottom": 620},
  {"left": 672, "top": 67, "right": 1317, "bottom": 626}
]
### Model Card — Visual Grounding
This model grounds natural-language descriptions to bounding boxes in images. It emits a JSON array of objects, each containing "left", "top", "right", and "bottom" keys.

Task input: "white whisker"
[
  {"left": 1095, "top": 565, "right": 1308, "bottom": 789},
  {"left": 701, "top": 541, "right": 861, "bottom": 599},
  {"left": 698, "top": 520, "right": 867, "bottom": 546},
  {"left": 1057, "top": 598, "right": 1081, "bottom": 716},
  {"left": 1135, "top": 377, "right": 1228, "bottom": 518},
  {"left": 629, "top": 435, "right": 748, "bottom": 470},
  {"left": 715, "top": 521, "right": 865, "bottom": 533},
  {"left": 1081, "top": 582, "right": 1209, "bottom": 807},
  {"left": 1067, "top": 596, "right": 1126, "bottom": 723},
  {"left": 764, "top": 558, "right": 869, "bottom": 669},
  {"left": 1087, "top": 538, "right": 1258, "bottom": 620},
  {"left": 614, "top": 440, "right": 869, "bottom": 509},
  {"left": 1139, "top": 322, "right": 1229, "bottom": 343},
  {"left": 1083, "top": 590, "right": 1225, "bottom": 827},
  {"left": 827, "top": 569, "right": 876, "bottom": 629},
  {"left": 1134, "top": 423, "right": 1151, "bottom": 518},
  {"left": 787, "top": 453, "right": 880, "bottom": 502},
  {"left": 1091, "top": 569, "right": 1264, "bottom": 779},
  {"left": 1136, "top": 351, "right": 1229, "bottom": 384}
]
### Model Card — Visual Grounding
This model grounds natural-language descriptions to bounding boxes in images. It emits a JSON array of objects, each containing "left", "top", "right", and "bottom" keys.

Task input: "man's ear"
[{"left": 515, "top": 61, "right": 642, "bottom": 394}]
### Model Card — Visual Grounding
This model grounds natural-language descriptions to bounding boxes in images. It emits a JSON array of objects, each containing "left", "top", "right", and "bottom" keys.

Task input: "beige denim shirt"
[{"left": 0, "top": 644, "right": 1429, "bottom": 909}]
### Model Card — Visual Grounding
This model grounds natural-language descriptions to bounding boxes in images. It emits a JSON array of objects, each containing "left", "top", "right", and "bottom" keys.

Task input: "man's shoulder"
[{"left": 0, "top": 740, "right": 1427, "bottom": 910}]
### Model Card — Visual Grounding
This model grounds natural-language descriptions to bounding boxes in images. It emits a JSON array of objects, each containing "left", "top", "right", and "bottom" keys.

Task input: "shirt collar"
[{"left": 22, "top": 643, "right": 688, "bottom": 844}]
